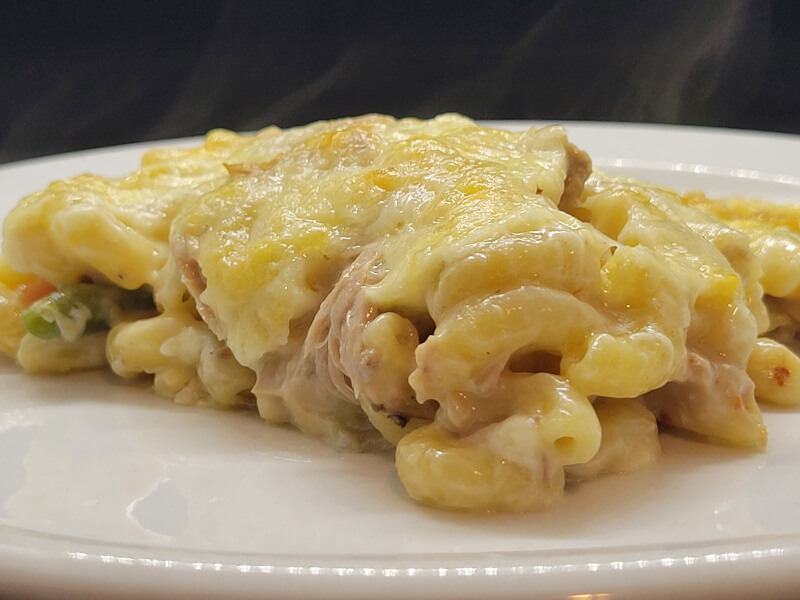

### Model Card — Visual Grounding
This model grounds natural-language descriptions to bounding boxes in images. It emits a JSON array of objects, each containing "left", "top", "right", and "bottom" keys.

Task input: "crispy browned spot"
[{"left": 769, "top": 365, "right": 791, "bottom": 387}]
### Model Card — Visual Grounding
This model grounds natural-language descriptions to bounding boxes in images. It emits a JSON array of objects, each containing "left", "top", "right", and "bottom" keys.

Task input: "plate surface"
[{"left": 1, "top": 122, "right": 800, "bottom": 600}]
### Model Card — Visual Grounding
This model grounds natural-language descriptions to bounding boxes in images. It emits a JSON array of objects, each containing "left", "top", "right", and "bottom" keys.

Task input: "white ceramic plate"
[{"left": 1, "top": 122, "right": 800, "bottom": 600}]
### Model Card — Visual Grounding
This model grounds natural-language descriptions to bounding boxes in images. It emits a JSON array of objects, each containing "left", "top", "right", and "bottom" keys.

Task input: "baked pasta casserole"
[{"left": 1, "top": 115, "right": 797, "bottom": 512}]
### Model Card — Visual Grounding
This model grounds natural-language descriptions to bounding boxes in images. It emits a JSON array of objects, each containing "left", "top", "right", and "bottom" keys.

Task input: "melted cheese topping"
[
  {"left": 173, "top": 115, "right": 579, "bottom": 368},
  {"left": 3, "top": 129, "right": 249, "bottom": 289}
]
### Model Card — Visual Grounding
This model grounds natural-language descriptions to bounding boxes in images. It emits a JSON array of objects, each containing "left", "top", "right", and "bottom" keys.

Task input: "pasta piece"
[
  {"left": 17, "top": 332, "right": 108, "bottom": 373},
  {"left": 747, "top": 337, "right": 800, "bottom": 406},
  {"left": 396, "top": 374, "right": 600, "bottom": 512},
  {"left": 565, "top": 172, "right": 766, "bottom": 448},
  {"left": 0, "top": 287, "right": 25, "bottom": 359},
  {"left": 565, "top": 398, "right": 661, "bottom": 481}
]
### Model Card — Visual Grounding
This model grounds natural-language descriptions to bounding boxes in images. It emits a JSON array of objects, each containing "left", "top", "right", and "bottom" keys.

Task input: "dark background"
[{"left": 1, "top": 0, "right": 799, "bottom": 164}]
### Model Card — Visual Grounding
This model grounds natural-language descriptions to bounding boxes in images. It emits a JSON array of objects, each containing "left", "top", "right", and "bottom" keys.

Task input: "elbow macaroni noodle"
[{"left": 1, "top": 115, "right": 799, "bottom": 512}]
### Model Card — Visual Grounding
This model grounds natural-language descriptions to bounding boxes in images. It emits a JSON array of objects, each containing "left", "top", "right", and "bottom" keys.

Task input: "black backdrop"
[{"left": 2, "top": 0, "right": 799, "bottom": 163}]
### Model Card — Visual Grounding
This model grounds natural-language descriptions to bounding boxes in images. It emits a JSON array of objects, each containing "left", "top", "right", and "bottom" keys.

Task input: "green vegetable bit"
[{"left": 22, "top": 284, "right": 155, "bottom": 342}]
